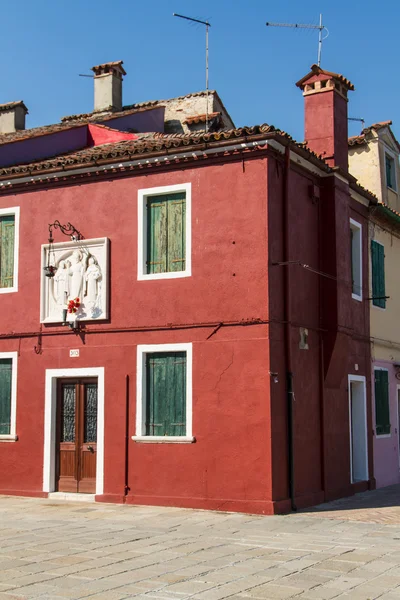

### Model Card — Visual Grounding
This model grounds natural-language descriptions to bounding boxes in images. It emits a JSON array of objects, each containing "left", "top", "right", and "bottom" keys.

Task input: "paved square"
[{"left": 0, "top": 487, "right": 399, "bottom": 599}]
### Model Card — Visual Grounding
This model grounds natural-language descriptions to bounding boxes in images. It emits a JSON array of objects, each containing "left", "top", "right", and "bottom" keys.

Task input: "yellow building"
[{"left": 349, "top": 123, "right": 400, "bottom": 488}]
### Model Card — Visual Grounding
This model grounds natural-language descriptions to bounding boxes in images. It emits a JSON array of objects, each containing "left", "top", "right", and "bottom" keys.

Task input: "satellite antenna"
[
  {"left": 266, "top": 14, "right": 329, "bottom": 67},
  {"left": 173, "top": 13, "right": 211, "bottom": 131}
]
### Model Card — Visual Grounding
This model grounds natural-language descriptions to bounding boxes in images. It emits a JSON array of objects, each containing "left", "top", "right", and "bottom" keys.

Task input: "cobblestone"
[{"left": 0, "top": 487, "right": 399, "bottom": 599}]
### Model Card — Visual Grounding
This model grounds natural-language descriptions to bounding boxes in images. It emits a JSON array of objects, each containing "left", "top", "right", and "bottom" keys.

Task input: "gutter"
[{"left": 0, "top": 135, "right": 333, "bottom": 190}]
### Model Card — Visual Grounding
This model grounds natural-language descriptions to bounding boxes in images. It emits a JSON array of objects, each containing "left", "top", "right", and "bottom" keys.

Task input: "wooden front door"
[{"left": 56, "top": 378, "right": 98, "bottom": 493}]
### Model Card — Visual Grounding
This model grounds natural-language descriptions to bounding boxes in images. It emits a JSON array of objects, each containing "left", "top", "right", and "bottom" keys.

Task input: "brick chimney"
[
  {"left": 91, "top": 61, "right": 126, "bottom": 113},
  {"left": 296, "top": 65, "right": 354, "bottom": 172},
  {"left": 0, "top": 101, "right": 28, "bottom": 134}
]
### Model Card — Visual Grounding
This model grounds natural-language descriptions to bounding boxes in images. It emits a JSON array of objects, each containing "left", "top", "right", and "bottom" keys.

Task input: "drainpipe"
[
  {"left": 124, "top": 374, "right": 130, "bottom": 499},
  {"left": 318, "top": 187, "right": 326, "bottom": 498},
  {"left": 283, "top": 146, "right": 297, "bottom": 511}
]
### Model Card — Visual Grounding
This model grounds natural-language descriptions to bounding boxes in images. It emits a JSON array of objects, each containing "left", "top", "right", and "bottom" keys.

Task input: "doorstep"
[{"left": 47, "top": 492, "right": 95, "bottom": 503}]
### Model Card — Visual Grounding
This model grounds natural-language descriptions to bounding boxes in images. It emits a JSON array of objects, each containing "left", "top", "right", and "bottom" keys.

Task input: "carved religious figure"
[
  {"left": 54, "top": 260, "right": 69, "bottom": 305},
  {"left": 84, "top": 256, "right": 102, "bottom": 315},
  {"left": 68, "top": 250, "right": 85, "bottom": 300}
]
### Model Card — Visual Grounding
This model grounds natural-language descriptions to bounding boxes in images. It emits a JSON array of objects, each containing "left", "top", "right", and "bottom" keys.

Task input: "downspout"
[
  {"left": 283, "top": 146, "right": 297, "bottom": 511},
  {"left": 318, "top": 191, "right": 326, "bottom": 498},
  {"left": 124, "top": 374, "right": 130, "bottom": 500}
]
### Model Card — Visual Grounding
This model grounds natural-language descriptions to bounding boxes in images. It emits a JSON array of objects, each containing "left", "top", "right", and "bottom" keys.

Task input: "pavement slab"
[{"left": 0, "top": 486, "right": 399, "bottom": 599}]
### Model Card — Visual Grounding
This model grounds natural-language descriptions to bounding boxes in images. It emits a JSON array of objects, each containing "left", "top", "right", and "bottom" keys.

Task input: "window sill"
[
  {"left": 132, "top": 436, "right": 195, "bottom": 444},
  {"left": 138, "top": 271, "right": 191, "bottom": 281},
  {"left": 352, "top": 293, "right": 362, "bottom": 302},
  {"left": 376, "top": 433, "right": 391, "bottom": 439},
  {"left": 0, "top": 434, "right": 18, "bottom": 442},
  {"left": 0, "top": 287, "right": 17, "bottom": 294},
  {"left": 387, "top": 186, "right": 397, "bottom": 193}
]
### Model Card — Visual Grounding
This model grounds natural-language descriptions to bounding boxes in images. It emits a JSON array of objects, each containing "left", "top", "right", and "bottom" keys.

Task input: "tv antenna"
[
  {"left": 173, "top": 13, "right": 211, "bottom": 131},
  {"left": 266, "top": 14, "right": 329, "bottom": 67}
]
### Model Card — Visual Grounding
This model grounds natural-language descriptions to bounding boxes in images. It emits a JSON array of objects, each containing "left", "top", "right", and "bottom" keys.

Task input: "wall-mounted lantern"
[{"left": 44, "top": 220, "right": 83, "bottom": 279}]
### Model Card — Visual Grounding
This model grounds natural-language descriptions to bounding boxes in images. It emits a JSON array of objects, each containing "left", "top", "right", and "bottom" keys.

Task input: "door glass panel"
[
  {"left": 61, "top": 384, "right": 76, "bottom": 442},
  {"left": 84, "top": 383, "right": 97, "bottom": 443}
]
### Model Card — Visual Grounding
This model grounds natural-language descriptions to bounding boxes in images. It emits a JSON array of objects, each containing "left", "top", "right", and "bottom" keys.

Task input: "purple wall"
[
  {"left": 0, "top": 127, "right": 88, "bottom": 168},
  {"left": 373, "top": 359, "right": 400, "bottom": 488},
  {"left": 0, "top": 107, "right": 165, "bottom": 169}
]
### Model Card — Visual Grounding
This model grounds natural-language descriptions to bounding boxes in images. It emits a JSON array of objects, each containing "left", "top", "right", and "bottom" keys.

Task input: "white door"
[{"left": 349, "top": 377, "right": 368, "bottom": 483}]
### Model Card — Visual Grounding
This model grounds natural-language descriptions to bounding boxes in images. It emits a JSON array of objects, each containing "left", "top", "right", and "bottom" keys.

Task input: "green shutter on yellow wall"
[
  {"left": 374, "top": 369, "right": 390, "bottom": 435},
  {"left": 145, "top": 352, "right": 186, "bottom": 436},
  {"left": 146, "top": 193, "right": 186, "bottom": 274},
  {"left": 0, "top": 359, "right": 12, "bottom": 435},
  {"left": 0, "top": 216, "right": 15, "bottom": 288},
  {"left": 371, "top": 241, "right": 386, "bottom": 308}
]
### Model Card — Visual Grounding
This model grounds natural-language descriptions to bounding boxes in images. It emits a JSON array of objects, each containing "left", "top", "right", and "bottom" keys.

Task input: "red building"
[{"left": 0, "top": 62, "right": 375, "bottom": 513}]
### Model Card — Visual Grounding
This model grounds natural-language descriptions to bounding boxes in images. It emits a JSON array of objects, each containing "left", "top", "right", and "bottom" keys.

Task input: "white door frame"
[
  {"left": 43, "top": 367, "right": 105, "bottom": 495},
  {"left": 348, "top": 374, "right": 368, "bottom": 483}
]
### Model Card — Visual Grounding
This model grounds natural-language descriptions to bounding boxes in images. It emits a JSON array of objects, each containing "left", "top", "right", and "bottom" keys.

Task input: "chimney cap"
[
  {"left": 91, "top": 60, "right": 126, "bottom": 78},
  {"left": 296, "top": 64, "right": 355, "bottom": 92},
  {"left": 0, "top": 100, "right": 28, "bottom": 114}
]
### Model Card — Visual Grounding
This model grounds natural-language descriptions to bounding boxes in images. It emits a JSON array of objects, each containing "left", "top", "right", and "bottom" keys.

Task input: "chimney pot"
[
  {"left": 0, "top": 101, "right": 28, "bottom": 134},
  {"left": 91, "top": 60, "right": 126, "bottom": 113}
]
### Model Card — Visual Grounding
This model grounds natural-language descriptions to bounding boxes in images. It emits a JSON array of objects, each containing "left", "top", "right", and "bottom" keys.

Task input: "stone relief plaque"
[{"left": 40, "top": 237, "right": 109, "bottom": 324}]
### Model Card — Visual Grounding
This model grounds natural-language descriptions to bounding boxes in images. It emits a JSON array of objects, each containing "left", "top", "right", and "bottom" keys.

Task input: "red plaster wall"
[{"left": 0, "top": 157, "right": 277, "bottom": 513}]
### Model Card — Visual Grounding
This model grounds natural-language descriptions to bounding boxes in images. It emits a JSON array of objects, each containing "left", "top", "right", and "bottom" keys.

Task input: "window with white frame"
[
  {"left": 0, "top": 352, "right": 18, "bottom": 441},
  {"left": 350, "top": 218, "right": 362, "bottom": 301},
  {"left": 134, "top": 343, "right": 194, "bottom": 443},
  {"left": 137, "top": 183, "right": 191, "bottom": 280},
  {"left": 385, "top": 153, "right": 397, "bottom": 191},
  {"left": 0, "top": 207, "right": 19, "bottom": 293}
]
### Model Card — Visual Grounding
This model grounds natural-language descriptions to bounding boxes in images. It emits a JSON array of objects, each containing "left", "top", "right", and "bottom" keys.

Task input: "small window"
[
  {"left": 371, "top": 240, "right": 386, "bottom": 308},
  {"left": 134, "top": 343, "right": 193, "bottom": 442},
  {"left": 350, "top": 219, "right": 362, "bottom": 301},
  {"left": 0, "top": 352, "right": 18, "bottom": 441},
  {"left": 385, "top": 154, "right": 396, "bottom": 190},
  {"left": 374, "top": 368, "right": 390, "bottom": 436},
  {"left": 138, "top": 184, "right": 191, "bottom": 280}
]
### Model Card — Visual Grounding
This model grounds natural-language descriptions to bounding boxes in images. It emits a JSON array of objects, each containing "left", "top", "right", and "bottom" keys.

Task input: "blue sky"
[{"left": 1, "top": 1, "right": 399, "bottom": 142}]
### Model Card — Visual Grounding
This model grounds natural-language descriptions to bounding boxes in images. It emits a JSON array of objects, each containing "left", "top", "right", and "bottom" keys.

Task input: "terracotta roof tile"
[
  {"left": 0, "top": 100, "right": 28, "bottom": 113},
  {"left": 296, "top": 64, "right": 355, "bottom": 91},
  {"left": 0, "top": 105, "right": 161, "bottom": 145},
  {"left": 348, "top": 120, "right": 400, "bottom": 150},
  {"left": 0, "top": 124, "right": 334, "bottom": 180},
  {"left": 184, "top": 112, "right": 220, "bottom": 125}
]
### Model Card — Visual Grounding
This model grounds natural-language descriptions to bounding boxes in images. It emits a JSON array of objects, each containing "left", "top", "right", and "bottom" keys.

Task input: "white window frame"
[
  {"left": 350, "top": 218, "right": 362, "bottom": 302},
  {"left": 374, "top": 366, "right": 391, "bottom": 438},
  {"left": 137, "top": 183, "right": 191, "bottom": 281},
  {"left": 0, "top": 351, "right": 18, "bottom": 441},
  {"left": 0, "top": 207, "right": 20, "bottom": 294},
  {"left": 133, "top": 342, "right": 194, "bottom": 443},
  {"left": 385, "top": 150, "right": 397, "bottom": 191}
]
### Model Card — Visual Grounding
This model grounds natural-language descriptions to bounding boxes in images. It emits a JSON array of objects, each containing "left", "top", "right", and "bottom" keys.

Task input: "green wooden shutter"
[
  {"left": 146, "top": 193, "right": 186, "bottom": 274},
  {"left": 0, "top": 216, "right": 15, "bottom": 288},
  {"left": 0, "top": 359, "right": 12, "bottom": 435},
  {"left": 167, "top": 193, "right": 186, "bottom": 272},
  {"left": 371, "top": 241, "right": 386, "bottom": 308},
  {"left": 375, "top": 369, "right": 390, "bottom": 435},
  {"left": 147, "top": 197, "right": 167, "bottom": 274},
  {"left": 146, "top": 352, "right": 186, "bottom": 436}
]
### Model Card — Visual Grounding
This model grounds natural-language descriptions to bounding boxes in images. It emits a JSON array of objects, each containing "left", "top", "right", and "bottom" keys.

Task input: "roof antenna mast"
[
  {"left": 266, "top": 14, "right": 329, "bottom": 67},
  {"left": 173, "top": 13, "right": 211, "bottom": 131}
]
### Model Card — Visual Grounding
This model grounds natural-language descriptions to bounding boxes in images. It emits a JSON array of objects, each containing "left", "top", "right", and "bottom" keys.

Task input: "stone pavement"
[{"left": 0, "top": 488, "right": 400, "bottom": 600}]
